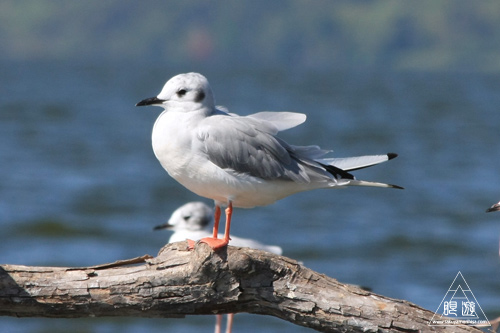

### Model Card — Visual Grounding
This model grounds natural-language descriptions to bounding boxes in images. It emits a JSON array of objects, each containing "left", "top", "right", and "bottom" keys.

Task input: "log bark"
[{"left": 0, "top": 242, "right": 482, "bottom": 332}]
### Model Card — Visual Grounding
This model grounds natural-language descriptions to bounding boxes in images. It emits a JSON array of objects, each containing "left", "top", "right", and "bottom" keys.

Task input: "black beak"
[
  {"left": 136, "top": 96, "right": 165, "bottom": 107},
  {"left": 153, "top": 223, "right": 172, "bottom": 230}
]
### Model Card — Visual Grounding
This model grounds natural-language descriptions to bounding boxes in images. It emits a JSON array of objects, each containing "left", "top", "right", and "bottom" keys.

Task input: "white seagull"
[
  {"left": 154, "top": 201, "right": 283, "bottom": 333},
  {"left": 137, "top": 72, "right": 402, "bottom": 250}
]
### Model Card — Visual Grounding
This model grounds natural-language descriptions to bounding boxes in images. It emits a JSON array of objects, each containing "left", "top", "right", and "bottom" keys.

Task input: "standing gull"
[
  {"left": 137, "top": 72, "right": 402, "bottom": 250},
  {"left": 154, "top": 201, "right": 283, "bottom": 333}
]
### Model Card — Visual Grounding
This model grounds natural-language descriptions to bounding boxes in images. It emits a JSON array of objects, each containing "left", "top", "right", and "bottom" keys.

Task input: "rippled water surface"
[{"left": 2, "top": 62, "right": 500, "bottom": 332}]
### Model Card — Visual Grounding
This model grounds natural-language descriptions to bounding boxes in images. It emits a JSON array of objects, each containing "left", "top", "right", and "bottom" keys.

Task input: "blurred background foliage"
[{"left": 1, "top": 0, "right": 500, "bottom": 71}]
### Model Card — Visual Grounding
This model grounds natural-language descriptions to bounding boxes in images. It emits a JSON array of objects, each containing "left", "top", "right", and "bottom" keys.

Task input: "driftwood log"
[{"left": 0, "top": 242, "right": 482, "bottom": 332}]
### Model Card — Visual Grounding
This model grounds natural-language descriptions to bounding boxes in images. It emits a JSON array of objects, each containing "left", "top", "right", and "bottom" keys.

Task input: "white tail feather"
[
  {"left": 346, "top": 179, "right": 403, "bottom": 189},
  {"left": 319, "top": 153, "right": 396, "bottom": 171}
]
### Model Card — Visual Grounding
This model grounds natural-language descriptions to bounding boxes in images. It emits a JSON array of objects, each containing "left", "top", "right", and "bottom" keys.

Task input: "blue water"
[{"left": 2, "top": 61, "right": 500, "bottom": 332}]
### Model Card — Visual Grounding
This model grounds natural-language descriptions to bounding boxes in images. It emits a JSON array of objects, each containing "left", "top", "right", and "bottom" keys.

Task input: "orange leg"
[
  {"left": 199, "top": 202, "right": 232, "bottom": 250},
  {"left": 222, "top": 202, "right": 232, "bottom": 244},
  {"left": 214, "top": 313, "right": 234, "bottom": 333},
  {"left": 226, "top": 313, "right": 234, "bottom": 333},
  {"left": 213, "top": 205, "right": 221, "bottom": 238},
  {"left": 215, "top": 314, "right": 222, "bottom": 333},
  {"left": 187, "top": 204, "right": 222, "bottom": 250}
]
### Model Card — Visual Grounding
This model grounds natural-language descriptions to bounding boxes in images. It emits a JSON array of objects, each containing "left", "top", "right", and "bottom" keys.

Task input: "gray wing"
[
  {"left": 247, "top": 111, "right": 306, "bottom": 132},
  {"left": 195, "top": 113, "right": 330, "bottom": 183}
]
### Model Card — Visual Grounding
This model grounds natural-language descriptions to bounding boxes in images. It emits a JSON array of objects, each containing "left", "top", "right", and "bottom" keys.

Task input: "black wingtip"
[
  {"left": 387, "top": 153, "right": 398, "bottom": 160},
  {"left": 391, "top": 184, "right": 405, "bottom": 190},
  {"left": 319, "top": 162, "right": 355, "bottom": 180}
]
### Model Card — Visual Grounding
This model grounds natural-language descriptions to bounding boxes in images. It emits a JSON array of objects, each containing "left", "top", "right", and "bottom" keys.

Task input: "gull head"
[
  {"left": 158, "top": 202, "right": 213, "bottom": 231},
  {"left": 136, "top": 72, "right": 215, "bottom": 111}
]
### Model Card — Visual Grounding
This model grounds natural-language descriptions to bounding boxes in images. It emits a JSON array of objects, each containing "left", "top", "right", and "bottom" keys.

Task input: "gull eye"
[
  {"left": 176, "top": 89, "right": 187, "bottom": 97},
  {"left": 183, "top": 215, "right": 191, "bottom": 221}
]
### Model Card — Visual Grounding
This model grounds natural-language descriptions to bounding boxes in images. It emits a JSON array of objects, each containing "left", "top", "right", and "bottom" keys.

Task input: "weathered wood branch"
[{"left": 0, "top": 242, "right": 481, "bottom": 332}]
